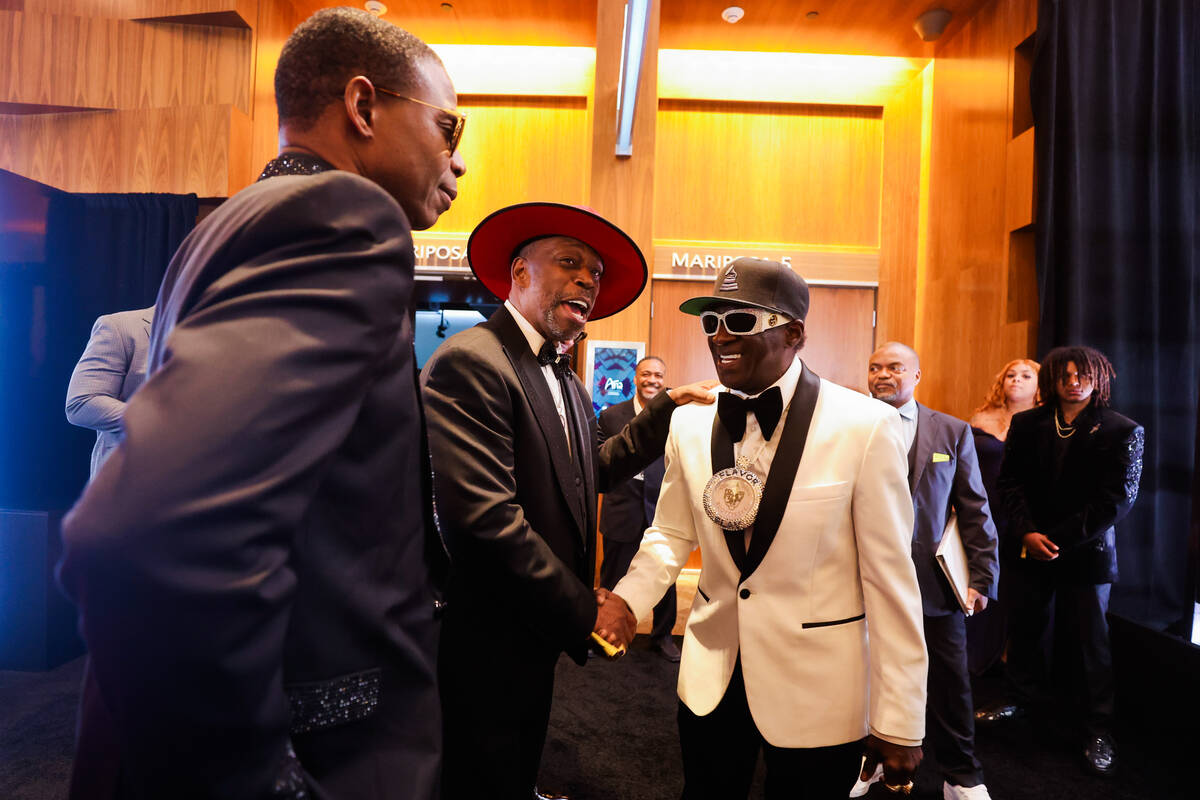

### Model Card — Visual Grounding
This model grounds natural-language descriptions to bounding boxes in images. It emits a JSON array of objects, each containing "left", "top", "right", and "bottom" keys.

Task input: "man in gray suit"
[
  {"left": 868, "top": 342, "right": 998, "bottom": 800},
  {"left": 65, "top": 306, "right": 154, "bottom": 478}
]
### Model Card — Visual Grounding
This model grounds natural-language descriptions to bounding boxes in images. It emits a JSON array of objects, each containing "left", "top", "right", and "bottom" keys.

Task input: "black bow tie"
[
  {"left": 717, "top": 387, "right": 783, "bottom": 442},
  {"left": 537, "top": 341, "right": 573, "bottom": 375}
]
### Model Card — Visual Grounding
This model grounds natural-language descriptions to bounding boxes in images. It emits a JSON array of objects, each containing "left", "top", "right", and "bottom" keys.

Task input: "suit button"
[
  {"left": 574, "top": 476, "right": 581, "bottom": 486},
  {"left": 739, "top": 588, "right": 751, "bottom": 599}
]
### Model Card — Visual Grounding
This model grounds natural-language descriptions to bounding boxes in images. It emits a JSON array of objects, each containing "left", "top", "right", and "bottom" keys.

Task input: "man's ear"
[
  {"left": 343, "top": 76, "right": 376, "bottom": 139},
  {"left": 785, "top": 319, "right": 805, "bottom": 348},
  {"left": 510, "top": 257, "right": 529, "bottom": 290}
]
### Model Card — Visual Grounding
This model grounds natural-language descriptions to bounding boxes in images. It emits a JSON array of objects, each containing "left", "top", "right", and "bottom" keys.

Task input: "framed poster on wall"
[{"left": 584, "top": 340, "right": 645, "bottom": 418}]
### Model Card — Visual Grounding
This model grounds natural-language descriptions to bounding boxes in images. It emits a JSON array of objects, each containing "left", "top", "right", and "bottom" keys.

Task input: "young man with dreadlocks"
[{"left": 979, "top": 346, "right": 1143, "bottom": 777}]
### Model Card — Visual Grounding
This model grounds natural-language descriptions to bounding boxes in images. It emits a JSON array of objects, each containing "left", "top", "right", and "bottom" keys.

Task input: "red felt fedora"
[{"left": 466, "top": 202, "right": 648, "bottom": 321}]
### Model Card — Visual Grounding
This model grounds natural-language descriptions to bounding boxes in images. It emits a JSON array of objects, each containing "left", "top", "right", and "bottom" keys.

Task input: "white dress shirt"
[
  {"left": 895, "top": 397, "right": 919, "bottom": 453},
  {"left": 727, "top": 356, "right": 805, "bottom": 548},
  {"left": 505, "top": 300, "right": 571, "bottom": 452}
]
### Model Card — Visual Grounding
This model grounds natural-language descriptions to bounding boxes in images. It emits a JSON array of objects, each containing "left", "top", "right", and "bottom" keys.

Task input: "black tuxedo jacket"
[
  {"left": 598, "top": 398, "right": 666, "bottom": 543},
  {"left": 421, "top": 306, "right": 675, "bottom": 664},
  {"left": 908, "top": 404, "right": 999, "bottom": 616},
  {"left": 58, "top": 170, "right": 446, "bottom": 800},
  {"left": 999, "top": 403, "right": 1144, "bottom": 584}
]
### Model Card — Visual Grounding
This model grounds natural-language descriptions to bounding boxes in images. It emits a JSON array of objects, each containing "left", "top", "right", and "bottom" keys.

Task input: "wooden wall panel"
[
  {"left": 248, "top": 0, "right": 296, "bottom": 186},
  {"left": 659, "top": 0, "right": 991, "bottom": 58},
  {"left": 1005, "top": 126, "right": 1035, "bottom": 230},
  {"left": 0, "top": 105, "right": 246, "bottom": 194},
  {"left": 1, "top": 10, "right": 251, "bottom": 113},
  {"left": 423, "top": 95, "right": 591, "bottom": 235},
  {"left": 654, "top": 100, "right": 883, "bottom": 249},
  {"left": 24, "top": 1, "right": 255, "bottom": 26},
  {"left": 918, "top": 0, "right": 1032, "bottom": 419},
  {"left": 878, "top": 63, "right": 931, "bottom": 347},
  {"left": 804, "top": 286, "right": 877, "bottom": 393},
  {"left": 648, "top": 280, "right": 718, "bottom": 386},
  {"left": 583, "top": 0, "right": 660, "bottom": 348}
]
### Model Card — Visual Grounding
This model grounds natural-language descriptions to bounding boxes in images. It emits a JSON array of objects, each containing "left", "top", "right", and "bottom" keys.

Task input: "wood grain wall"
[
  {"left": 0, "top": 0, "right": 294, "bottom": 196},
  {"left": 917, "top": 0, "right": 1038, "bottom": 418},
  {"left": 878, "top": 62, "right": 932, "bottom": 347},
  {"left": 582, "top": 0, "right": 660, "bottom": 348},
  {"left": 426, "top": 95, "right": 591, "bottom": 235},
  {"left": 654, "top": 100, "right": 883, "bottom": 248},
  {"left": 0, "top": 104, "right": 250, "bottom": 194}
]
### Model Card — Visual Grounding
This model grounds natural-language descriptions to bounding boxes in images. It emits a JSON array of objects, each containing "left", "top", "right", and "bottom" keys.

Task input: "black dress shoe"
[
  {"left": 653, "top": 636, "right": 682, "bottom": 662},
  {"left": 1084, "top": 734, "right": 1116, "bottom": 776},
  {"left": 534, "top": 789, "right": 570, "bottom": 800},
  {"left": 974, "top": 702, "right": 1025, "bottom": 725}
]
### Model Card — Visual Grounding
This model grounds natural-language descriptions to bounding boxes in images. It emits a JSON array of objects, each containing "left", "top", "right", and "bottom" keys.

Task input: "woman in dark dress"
[{"left": 966, "top": 358, "right": 1039, "bottom": 675}]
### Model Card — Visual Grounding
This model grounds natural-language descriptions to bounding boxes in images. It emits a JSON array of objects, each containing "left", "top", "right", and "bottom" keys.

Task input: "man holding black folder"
[{"left": 868, "top": 342, "right": 999, "bottom": 800}]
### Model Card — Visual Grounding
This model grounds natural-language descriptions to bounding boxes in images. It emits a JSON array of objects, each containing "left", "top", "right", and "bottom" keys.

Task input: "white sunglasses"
[{"left": 700, "top": 307, "right": 793, "bottom": 336}]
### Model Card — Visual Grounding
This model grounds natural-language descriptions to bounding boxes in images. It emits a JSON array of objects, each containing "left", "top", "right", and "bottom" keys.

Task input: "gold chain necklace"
[{"left": 1054, "top": 409, "right": 1077, "bottom": 439}]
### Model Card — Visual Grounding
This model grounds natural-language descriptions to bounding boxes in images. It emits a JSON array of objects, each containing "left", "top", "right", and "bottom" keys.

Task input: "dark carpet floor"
[{"left": 1, "top": 642, "right": 1191, "bottom": 799}]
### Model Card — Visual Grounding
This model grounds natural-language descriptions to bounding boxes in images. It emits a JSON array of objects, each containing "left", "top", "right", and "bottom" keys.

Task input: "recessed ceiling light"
[
  {"left": 440, "top": 2, "right": 454, "bottom": 10},
  {"left": 721, "top": 6, "right": 745, "bottom": 24},
  {"left": 806, "top": 11, "right": 819, "bottom": 19},
  {"left": 364, "top": 1, "right": 386, "bottom": 16}
]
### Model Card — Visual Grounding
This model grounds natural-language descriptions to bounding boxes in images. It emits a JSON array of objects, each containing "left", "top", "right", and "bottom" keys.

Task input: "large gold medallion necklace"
[{"left": 703, "top": 454, "right": 764, "bottom": 531}]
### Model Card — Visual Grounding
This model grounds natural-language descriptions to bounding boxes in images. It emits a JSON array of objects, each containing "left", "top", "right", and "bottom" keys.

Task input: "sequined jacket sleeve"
[
  {"left": 1042, "top": 419, "right": 1144, "bottom": 551},
  {"left": 1000, "top": 406, "right": 1144, "bottom": 553}
]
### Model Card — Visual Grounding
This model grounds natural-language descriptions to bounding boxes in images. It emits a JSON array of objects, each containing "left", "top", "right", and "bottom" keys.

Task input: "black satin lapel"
[
  {"left": 710, "top": 411, "right": 746, "bottom": 574},
  {"left": 496, "top": 329, "right": 586, "bottom": 539},
  {"left": 570, "top": 376, "right": 597, "bottom": 520},
  {"left": 742, "top": 365, "right": 821, "bottom": 581},
  {"left": 910, "top": 405, "right": 935, "bottom": 494}
]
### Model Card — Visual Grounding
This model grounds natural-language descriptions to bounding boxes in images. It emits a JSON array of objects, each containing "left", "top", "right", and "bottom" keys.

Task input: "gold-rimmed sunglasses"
[{"left": 374, "top": 85, "right": 466, "bottom": 154}]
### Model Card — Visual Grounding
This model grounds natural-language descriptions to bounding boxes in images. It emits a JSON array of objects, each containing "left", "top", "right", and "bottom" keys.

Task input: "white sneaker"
[{"left": 943, "top": 782, "right": 992, "bottom": 800}]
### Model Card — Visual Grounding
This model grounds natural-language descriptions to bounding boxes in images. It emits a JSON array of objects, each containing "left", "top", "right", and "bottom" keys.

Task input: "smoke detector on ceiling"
[
  {"left": 364, "top": 1, "right": 387, "bottom": 16},
  {"left": 722, "top": 6, "right": 745, "bottom": 24}
]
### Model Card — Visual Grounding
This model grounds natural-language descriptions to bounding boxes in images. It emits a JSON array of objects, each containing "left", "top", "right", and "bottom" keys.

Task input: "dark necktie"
[
  {"left": 538, "top": 341, "right": 582, "bottom": 461},
  {"left": 717, "top": 386, "right": 783, "bottom": 442}
]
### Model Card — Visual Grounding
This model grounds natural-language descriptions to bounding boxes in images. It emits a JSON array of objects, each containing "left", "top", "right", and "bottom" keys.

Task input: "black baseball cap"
[{"left": 678, "top": 257, "right": 810, "bottom": 321}]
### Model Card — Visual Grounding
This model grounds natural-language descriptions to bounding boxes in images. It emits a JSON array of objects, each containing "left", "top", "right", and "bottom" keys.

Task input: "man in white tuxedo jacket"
[{"left": 596, "top": 258, "right": 928, "bottom": 799}]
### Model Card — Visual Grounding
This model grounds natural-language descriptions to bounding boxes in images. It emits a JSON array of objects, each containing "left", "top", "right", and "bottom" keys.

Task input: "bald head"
[{"left": 867, "top": 342, "right": 922, "bottom": 408}]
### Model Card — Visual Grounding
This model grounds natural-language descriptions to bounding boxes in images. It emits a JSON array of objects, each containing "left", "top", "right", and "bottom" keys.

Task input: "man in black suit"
[
  {"left": 421, "top": 202, "right": 715, "bottom": 799},
  {"left": 981, "top": 345, "right": 1143, "bottom": 776},
  {"left": 57, "top": 9, "right": 465, "bottom": 799},
  {"left": 868, "top": 342, "right": 998, "bottom": 800},
  {"left": 598, "top": 356, "right": 680, "bottom": 661}
]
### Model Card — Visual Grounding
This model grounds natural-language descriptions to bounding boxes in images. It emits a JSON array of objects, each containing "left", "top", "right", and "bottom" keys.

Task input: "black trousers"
[
  {"left": 1006, "top": 566, "right": 1114, "bottom": 737},
  {"left": 599, "top": 537, "right": 678, "bottom": 642},
  {"left": 923, "top": 612, "right": 984, "bottom": 787},
  {"left": 439, "top": 616, "right": 559, "bottom": 800},
  {"left": 677, "top": 659, "right": 862, "bottom": 799}
]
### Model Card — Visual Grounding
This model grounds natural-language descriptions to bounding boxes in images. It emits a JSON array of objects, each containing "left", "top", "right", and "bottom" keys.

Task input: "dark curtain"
[
  {"left": 2, "top": 192, "right": 197, "bottom": 511},
  {"left": 1032, "top": 0, "right": 1199, "bottom": 630}
]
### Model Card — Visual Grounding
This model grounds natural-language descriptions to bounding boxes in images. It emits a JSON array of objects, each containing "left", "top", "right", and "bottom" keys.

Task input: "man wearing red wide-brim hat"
[{"left": 420, "top": 202, "right": 716, "bottom": 799}]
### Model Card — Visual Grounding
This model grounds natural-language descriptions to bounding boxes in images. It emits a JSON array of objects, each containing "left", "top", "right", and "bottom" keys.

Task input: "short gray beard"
[{"left": 542, "top": 305, "right": 582, "bottom": 345}]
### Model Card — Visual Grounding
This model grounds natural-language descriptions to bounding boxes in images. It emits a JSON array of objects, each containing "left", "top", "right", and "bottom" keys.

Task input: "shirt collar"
[
  {"left": 897, "top": 398, "right": 919, "bottom": 422},
  {"left": 504, "top": 299, "right": 547, "bottom": 357},
  {"left": 633, "top": 394, "right": 644, "bottom": 415},
  {"left": 727, "top": 356, "right": 804, "bottom": 410}
]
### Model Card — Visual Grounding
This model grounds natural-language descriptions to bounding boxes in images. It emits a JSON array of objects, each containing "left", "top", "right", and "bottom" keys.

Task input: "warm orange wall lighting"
[
  {"left": 429, "top": 44, "right": 595, "bottom": 97},
  {"left": 658, "top": 49, "right": 928, "bottom": 107}
]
